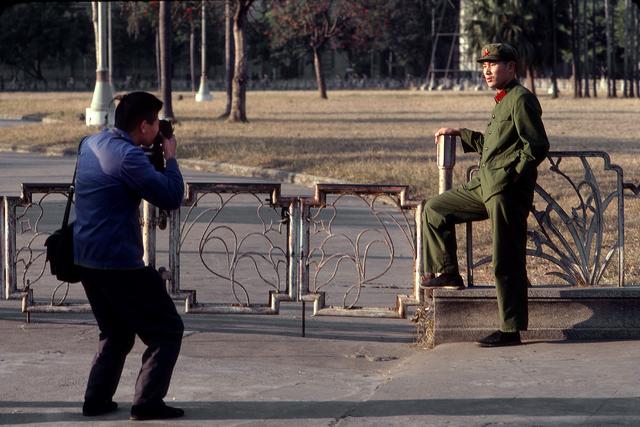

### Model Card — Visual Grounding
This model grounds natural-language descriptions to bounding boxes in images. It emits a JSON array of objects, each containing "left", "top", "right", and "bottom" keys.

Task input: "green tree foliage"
[
  {"left": 464, "top": 0, "right": 546, "bottom": 90},
  {"left": 376, "top": 0, "right": 434, "bottom": 78},
  {"left": 0, "top": 2, "right": 91, "bottom": 84},
  {"left": 267, "top": 0, "right": 384, "bottom": 98}
]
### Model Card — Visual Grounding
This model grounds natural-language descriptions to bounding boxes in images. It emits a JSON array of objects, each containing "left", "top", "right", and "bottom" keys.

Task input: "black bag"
[
  {"left": 45, "top": 222, "right": 81, "bottom": 283},
  {"left": 44, "top": 138, "right": 84, "bottom": 283}
]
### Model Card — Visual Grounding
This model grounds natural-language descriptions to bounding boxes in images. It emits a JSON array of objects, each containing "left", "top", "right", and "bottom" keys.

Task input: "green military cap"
[{"left": 476, "top": 43, "right": 518, "bottom": 63}]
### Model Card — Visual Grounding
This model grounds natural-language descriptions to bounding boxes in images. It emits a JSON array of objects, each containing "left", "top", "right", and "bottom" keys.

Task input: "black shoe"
[
  {"left": 130, "top": 402, "right": 185, "bottom": 421},
  {"left": 419, "top": 273, "right": 464, "bottom": 289},
  {"left": 477, "top": 330, "right": 522, "bottom": 347},
  {"left": 82, "top": 399, "right": 118, "bottom": 417}
]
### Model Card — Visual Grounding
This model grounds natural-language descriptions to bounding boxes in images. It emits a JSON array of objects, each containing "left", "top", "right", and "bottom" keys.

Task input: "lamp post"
[
  {"left": 195, "top": 1, "right": 213, "bottom": 102},
  {"left": 86, "top": 1, "right": 115, "bottom": 126}
]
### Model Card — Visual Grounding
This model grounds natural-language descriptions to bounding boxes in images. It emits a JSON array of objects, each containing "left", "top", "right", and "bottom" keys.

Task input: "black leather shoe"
[
  {"left": 477, "top": 330, "right": 522, "bottom": 347},
  {"left": 82, "top": 399, "right": 118, "bottom": 416},
  {"left": 130, "top": 402, "right": 185, "bottom": 421},
  {"left": 419, "top": 273, "right": 464, "bottom": 289}
]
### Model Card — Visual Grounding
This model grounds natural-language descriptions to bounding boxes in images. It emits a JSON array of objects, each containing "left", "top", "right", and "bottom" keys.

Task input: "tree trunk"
[
  {"left": 592, "top": 0, "right": 598, "bottom": 97},
  {"left": 571, "top": 0, "right": 581, "bottom": 97},
  {"left": 159, "top": 1, "right": 175, "bottom": 121},
  {"left": 229, "top": 1, "right": 248, "bottom": 122},
  {"left": 630, "top": 2, "right": 636, "bottom": 97},
  {"left": 190, "top": 23, "right": 196, "bottom": 94},
  {"left": 155, "top": 31, "right": 161, "bottom": 91},
  {"left": 313, "top": 47, "right": 328, "bottom": 99},
  {"left": 221, "top": 0, "right": 235, "bottom": 118},
  {"left": 605, "top": 0, "right": 615, "bottom": 97},
  {"left": 623, "top": 0, "right": 633, "bottom": 97},
  {"left": 631, "top": 5, "right": 640, "bottom": 98},
  {"left": 527, "top": 67, "right": 535, "bottom": 95},
  {"left": 583, "top": 0, "right": 590, "bottom": 97},
  {"left": 91, "top": 2, "right": 99, "bottom": 66},
  {"left": 551, "top": 0, "right": 559, "bottom": 98}
]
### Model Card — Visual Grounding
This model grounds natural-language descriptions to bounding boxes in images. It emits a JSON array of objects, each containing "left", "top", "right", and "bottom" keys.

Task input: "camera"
[{"left": 144, "top": 119, "right": 174, "bottom": 172}]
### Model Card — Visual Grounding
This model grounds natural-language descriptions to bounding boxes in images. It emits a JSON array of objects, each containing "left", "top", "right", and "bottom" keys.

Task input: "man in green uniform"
[{"left": 421, "top": 43, "right": 549, "bottom": 347}]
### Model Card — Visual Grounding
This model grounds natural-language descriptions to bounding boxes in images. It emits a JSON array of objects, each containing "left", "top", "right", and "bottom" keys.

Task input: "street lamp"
[
  {"left": 86, "top": 1, "right": 115, "bottom": 126},
  {"left": 195, "top": 1, "right": 213, "bottom": 102}
]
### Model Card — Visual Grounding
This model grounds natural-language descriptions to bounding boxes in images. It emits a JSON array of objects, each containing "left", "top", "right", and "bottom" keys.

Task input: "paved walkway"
[
  {"left": 1, "top": 152, "right": 640, "bottom": 426},
  {"left": 2, "top": 304, "right": 640, "bottom": 426}
]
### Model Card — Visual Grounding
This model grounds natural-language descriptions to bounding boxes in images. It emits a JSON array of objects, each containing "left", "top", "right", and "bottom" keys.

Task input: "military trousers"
[{"left": 422, "top": 182, "right": 533, "bottom": 332}]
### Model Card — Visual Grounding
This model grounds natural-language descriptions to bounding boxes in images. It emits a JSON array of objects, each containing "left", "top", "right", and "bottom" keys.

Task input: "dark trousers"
[
  {"left": 80, "top": 266, "right": 184, "bottom": 406},
  {"left": 422, "top": 183, "right": 533, "bottom": 332}
]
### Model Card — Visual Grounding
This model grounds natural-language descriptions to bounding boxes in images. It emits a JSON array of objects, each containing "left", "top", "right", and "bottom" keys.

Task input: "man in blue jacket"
[{"left": 74, "top": 92, "right": 185, "bottom": 420}]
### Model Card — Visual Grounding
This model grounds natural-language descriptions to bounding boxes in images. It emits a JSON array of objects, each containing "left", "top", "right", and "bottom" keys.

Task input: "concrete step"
[{"left": 432, "top": 285, "right": 640, "bottom": 345}]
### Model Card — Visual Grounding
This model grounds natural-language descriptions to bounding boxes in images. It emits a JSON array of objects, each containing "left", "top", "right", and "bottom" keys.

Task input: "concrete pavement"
[
  {"left": 1, "top": 152, "right": 640, "bottom": 426},
  {"left": 2, "top": 304, "right": 640, "bottom": 426}
]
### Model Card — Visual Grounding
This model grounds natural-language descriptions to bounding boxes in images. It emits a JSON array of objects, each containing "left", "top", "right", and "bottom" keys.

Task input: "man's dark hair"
[{"left": 114, "top": 91, "right": 163, "bottom": 133}]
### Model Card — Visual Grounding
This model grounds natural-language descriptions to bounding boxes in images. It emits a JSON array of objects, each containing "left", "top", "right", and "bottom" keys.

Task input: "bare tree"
[
  {"left": 228, "top": 0, "right": 254, "bottom": 123},
  {"left": 591, "top": 0, "right": 598, "bottom": 97},
  {"left": 220, "top": 0, "right": 235, "bottom": 119},
  {"left": 582, "top": 0, "right": 590, "bottom": 97},
  {"left": 190, "top": 16, "right": 196, "bottom": 94},
  {"left": 605, "top": 0, "right": 616, "bottom": 97},
  {"left": 570, "top": 0, "right": 582, "bottom": 97},
  {"left": 159, "top": 0, "right": 175, "bottom": 120},
  {"left": 91, "top": 2, "right": 99, "bottom": 66}
]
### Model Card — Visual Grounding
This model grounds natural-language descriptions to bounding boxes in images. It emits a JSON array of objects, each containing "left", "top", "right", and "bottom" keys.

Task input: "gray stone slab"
[{"left": 433, "top": 285, "right": 640, "bottom": 344}]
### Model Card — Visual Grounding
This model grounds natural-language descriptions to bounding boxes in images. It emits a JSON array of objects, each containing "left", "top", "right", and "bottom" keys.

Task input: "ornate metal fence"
[
  {"left": 3, "top": 152, "right": 637, "bottom": 322},
  {"left": 3, "top": 182, "right": 424, "bottom": 320},
  {"left": 170, "top": 182, "right": 294, "bottom": 314},
  {"left": 466, "top": 151, "right": 637, "bottom": 287},
  {"left": 299, "top": 185, "right": 421, "bottom": 318},
  {"left": 3, "top": 184, "right": 91, "bottom": 319}
]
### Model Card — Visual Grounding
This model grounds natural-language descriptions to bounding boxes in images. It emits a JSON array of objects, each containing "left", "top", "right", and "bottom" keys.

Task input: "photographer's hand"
[{"left": 162, "top": 136, "right": 177, "bottom": 160}]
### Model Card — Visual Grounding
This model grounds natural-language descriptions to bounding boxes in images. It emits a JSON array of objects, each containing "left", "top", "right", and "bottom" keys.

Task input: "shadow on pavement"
[{"left": 2, "top": 397, "right": 640, "bottom": 423}]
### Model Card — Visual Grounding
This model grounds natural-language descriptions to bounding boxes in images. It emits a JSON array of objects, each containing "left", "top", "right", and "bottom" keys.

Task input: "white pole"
[
  {"left": 86, "top": 1, "right": 115, "bottom": 126},
  {"left": 195, "top": 0, "right": 213, "bottom": 102}
]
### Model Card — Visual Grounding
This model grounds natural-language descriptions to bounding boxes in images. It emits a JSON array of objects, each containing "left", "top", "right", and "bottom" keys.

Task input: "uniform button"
[
  {"left": 492, "top": 114, "right": 496, "bottom": 119},
  {"left": 488, "top": 131, "right": 492, "bottom": 135}
]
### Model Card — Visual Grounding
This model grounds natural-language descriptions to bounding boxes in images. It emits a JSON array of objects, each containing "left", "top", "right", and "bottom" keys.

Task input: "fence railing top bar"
[
  {"left": 20, "top": 183, "right": 72, "bottom": 204},
  {"left": 184, "top": 182, "right": 281, "bottom": 206},
  {"left": 546, "top": 150, "right": 612, "bottom": 160},
  {"left": 312, "top": 184, "right": 411, "bottom": 207}
]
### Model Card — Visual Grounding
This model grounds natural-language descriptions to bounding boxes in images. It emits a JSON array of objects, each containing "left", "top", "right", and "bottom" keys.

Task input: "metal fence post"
[
  {"left": 142, "top": 201, "right": 156, "bottom": 268},
  {"left": 287, "top": 199, "right": 300, "bottom": 301},
  {"left": 1, "top": 197, "right": 4, "bottom": 299},
  {"left": 3, "top": 197, "right": 19, "bottom": 299},
  {"left": 437, "top": 134, "right": 456, "bottom": 194},
  {"left": 298, "top": 199, "right": 310, "bottom": 299},
  {"left": 168, "top": 208, "right": 180, "bottom": 294},
  {"left": 414, "top": 201, "right": 424, "bottom": 303}
]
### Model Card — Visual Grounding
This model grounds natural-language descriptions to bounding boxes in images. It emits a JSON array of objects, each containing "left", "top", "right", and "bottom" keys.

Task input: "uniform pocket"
[{"left": 488, "top": 153, "right": 518, "bottom": 169}]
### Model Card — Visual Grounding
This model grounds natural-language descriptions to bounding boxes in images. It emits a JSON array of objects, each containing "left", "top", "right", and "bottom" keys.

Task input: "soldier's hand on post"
[
  {"left": 162, "top": 136, "right": 177, "bottom": 160},
  {"left": 434, "top": 128, "right": 461, "bottom": 144}
]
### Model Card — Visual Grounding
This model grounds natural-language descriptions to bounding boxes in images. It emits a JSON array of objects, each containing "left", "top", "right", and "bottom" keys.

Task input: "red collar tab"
[{"left": 494, "top": 89, "right": 507, "bottom": 103}]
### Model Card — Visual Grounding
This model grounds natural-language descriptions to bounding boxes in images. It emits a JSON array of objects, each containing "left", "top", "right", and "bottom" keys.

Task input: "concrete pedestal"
[{"left": 432, "top": 286, "right": 640, "bottom": 345}]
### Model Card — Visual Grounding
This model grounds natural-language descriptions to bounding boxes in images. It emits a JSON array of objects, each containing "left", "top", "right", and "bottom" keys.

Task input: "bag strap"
[{"left": 61, "top": 137, "right": 87, "bottom": 230}]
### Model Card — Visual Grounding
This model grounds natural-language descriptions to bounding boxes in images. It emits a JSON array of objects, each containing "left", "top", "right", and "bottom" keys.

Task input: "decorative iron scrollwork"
[
  {"left": 306, "top": 189, "right": 416, "bottom": 309},
  {"left": 468, "top": 151, "right": 625, "bottom": 287}
]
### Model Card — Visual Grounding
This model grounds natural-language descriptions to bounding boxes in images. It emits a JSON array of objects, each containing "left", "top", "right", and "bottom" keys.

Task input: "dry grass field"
[{"left": 1, "top": 89, "right": 639, "bottom": 285}]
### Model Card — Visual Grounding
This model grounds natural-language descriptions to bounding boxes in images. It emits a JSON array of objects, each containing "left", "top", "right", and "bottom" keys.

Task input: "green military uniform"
[{"left": 422, "top": 46, "right": 549, "bottom": 332}]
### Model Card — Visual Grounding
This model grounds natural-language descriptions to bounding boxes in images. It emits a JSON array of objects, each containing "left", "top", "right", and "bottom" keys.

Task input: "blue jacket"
[{"left": 73, "top": 128, "right": 184, "bottom": 269}]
